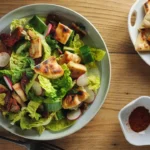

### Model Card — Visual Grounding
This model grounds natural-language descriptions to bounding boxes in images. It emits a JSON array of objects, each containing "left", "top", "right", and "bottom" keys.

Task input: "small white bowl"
[
  {"left": 118, "top": 96, "right": 150, "bottom": 146},
  {"left": 128, "top": 0, "right": 150, "bottom": 66}
]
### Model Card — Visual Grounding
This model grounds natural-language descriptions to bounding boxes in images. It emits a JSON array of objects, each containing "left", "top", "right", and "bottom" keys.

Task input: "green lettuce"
[
  {"left": 10, "top": 52, "right": 35, "bottom": 83},
  {"left": 38, "top": 75, "right": 57, "bottom": 99},
  {"left": 51, "top": 64, "right": 74, "bottom": 98},
  {"left": 90, "top": 48, "right": 106, "bottom": 61},
  {"left": 42, "top": 40, "right": 51, "bottom": 60},
  {"left": 88, "top": 75, "right": 100, "bottom": 92},
  {"left": 46, "top": 119, "right": 75, "bottom": 132},
  {"left": 36, "top": 126, "right": 45, "bottom": 135},
  {"left": 25, "top": 74, "right": 38, "bottom": 95},
  {"left": 69, "top": 34, "right": 84, "bottom": 54},
  {"left": 10, "top": 17, "right": 31, "bottom": 31},
  {"left": 0, "top": 93, "right": 6, "bottom": 106},
  {"left": 25, "top": 101, "right": 41, "bottom": 120},
  {"left": 9, "top": 101, "right": 41, "bottom": 125},
  {"left": 20, "top": 113, "right": 54, "bottom": 130},
  {"left": 46, "top": 35, "right": 60, "bottom": 51}
]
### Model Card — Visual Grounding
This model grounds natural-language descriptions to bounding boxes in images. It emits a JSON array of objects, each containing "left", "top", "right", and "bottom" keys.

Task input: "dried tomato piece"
[
  {"left": 0, "top": 27, "right": 23, "bottom": 47},
  {"left": 0, "top": 33, "right": 17, "bottom": 47},
  {"left": 11, "top": 27, "right": 23, "bottom": 42},
  {"left": 20, "top": 73, "right": 29, "bottom": 91}
]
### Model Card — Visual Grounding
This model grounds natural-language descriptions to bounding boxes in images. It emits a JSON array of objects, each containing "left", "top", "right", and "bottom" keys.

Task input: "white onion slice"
[{"left": 32, "top": 81, "right": 42, "bottom": 96}]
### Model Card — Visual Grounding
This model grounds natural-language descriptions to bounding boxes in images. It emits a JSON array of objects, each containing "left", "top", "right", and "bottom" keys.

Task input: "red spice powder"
[{"left": 129, "top": 106, "right": 150, "bottom": 132}]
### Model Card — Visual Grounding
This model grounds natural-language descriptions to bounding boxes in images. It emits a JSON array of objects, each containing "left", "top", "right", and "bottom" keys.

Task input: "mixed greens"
[{"left": 0, "top": 14, "right": 105, "bottom": 135}]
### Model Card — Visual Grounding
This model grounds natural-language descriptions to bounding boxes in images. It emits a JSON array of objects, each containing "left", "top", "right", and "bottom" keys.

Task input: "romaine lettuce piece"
[
  {"left": 88, "top": 75, "right": 100, "bottom": 92},
  {"left": 10, "top": 18, "right": 31, "bottom": 31},
  {"left": 69, "top": 34, "right": 84, "bottom": 54},
  {"left": 38, "top": 75, "right": 57, "bottom": 98},
  {"left": 36, "top": 126, "right": 45, "bottom": 135},
  {"left": 90, "top": 47, "right": 106, "bottom": 61},
  {"left": 10, "top": 52, "right": 35, "bottom": 83},
  {"left": 51, "top": 64, "right": 73, "bottom": 99},
  {"left": 20, "top": 113, "right": 54, "bottom": 130},
  {"left": 9, "top": 101, "right": 41, "bottom": 125},
  {"left": 46, "top": 119, "right": 75, "bottom": 132},
  {"left": 42, "top": 40, "right": 51, "bottom": 60},
  {"left": 25, "top": 101, "right": 41, "bottom": 121},
  {"left": 25, "top": 74, "right": 38, "bottom": 95}
]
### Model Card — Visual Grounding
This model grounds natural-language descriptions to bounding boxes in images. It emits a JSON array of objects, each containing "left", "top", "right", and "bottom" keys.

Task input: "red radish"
[
  {"left": 44, "top": 23, "right": 52, "bottom": 37},
  {"left": 0, "top": 52, "right": 10, "bottom": 67},
  {"left": 77, "top": 73, "right": 88, "bottom": 87},
  {"left": 84, "top": 87, "right": 95, "bottom": 104},
  {"left": 3, "top": 76, "right": 13, "bottom": 91},
  {"left": 32, "top": 81, "right": 42, "bottom": 96},
  {"left": 67, "top": 108, "right": 82, "bottom": 121}
]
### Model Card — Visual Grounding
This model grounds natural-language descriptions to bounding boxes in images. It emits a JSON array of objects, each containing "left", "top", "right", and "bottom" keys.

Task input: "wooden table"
[{"left": 0, "top": 0, "right": 150, "bottom": 149}]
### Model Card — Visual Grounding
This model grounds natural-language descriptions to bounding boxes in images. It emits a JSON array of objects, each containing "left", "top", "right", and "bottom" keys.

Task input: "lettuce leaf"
[
  {"left": 38, "top": 75, "right": 57, "bottom": 99},
  {"left": 25, "top": 74, "right": 38, "bottom": 95},
  {"left": 88, "top": 75, "right": 100, "bottom": 92},
  {"left": 25, "top": 101, "right": 41, "bottom": 120},
  {"left": 0, "top": 93, "right": 6, "bottom": 106},
  {"left": 46, "top": 119, "right": 75, "bottom": 132},
  {"left": 90, "top": 48, "right": 106, "bottom": 61},
  {"left": 9, "top": 101, "right": 41, "bottom": 125},
  {"left": 51, "top": 64, "right": 73, "bottom": 98},
  {"left": 36, "top": 126, "right": 45, "bottom": 135},
  {"left": 10, "top": 52, "right": 35, "bottom": 83},
  {"left": 20, "top": 113, "right": 54, "bottom": 130},
  {"left": 42, "top": 40, "right": 51, "bottom": 60},
  {"left": 10, "top": 17, "right": 31, "bottom": 31},
  {"left": 69, "top": 34, "right": 84, "bottom": 54}
]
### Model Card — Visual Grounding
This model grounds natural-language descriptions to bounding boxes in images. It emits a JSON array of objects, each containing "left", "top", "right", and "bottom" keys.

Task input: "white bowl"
[
  {"left": 0, "top": 4, "right": 111, "bottom": 140},
  {"left": 128, "top": 0, "right": 150, "bottom": 66},
  {"left": 118, "top": 96, "right": 150, "bottom": 146}
]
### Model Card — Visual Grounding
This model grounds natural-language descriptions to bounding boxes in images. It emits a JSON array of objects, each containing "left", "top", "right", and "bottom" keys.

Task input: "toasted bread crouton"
[
  {"left": 13, "top": 83, "right": 27, "bottom": 102},
  {"left": 34, "top": 56, "right": 64, "bottom": 79},
  {"left": 54, "top": 23, "right": 73, "bottom": 44},
  {"left": 144, "top": 0, "right": 150, "bottom": 14},
  {"left": 67, "top": 61, "right": 87, "bottom": 78},
  {"left": 135, "top": 30, "right": 150, "bottom": 51},
  {"left": 12, "top": 92, "right": 25, "bottom": 107},
  {"left": 59, "top": 51, "right": 81, "bottom": 64}
]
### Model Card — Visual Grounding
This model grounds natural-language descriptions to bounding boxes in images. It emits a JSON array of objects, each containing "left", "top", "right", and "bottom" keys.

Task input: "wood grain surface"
[{"left": 1, "top": 0, "right": 150, "bottom": 150}]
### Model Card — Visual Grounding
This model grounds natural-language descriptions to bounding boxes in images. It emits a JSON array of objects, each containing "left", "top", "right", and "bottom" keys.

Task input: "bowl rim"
[{"left": 0, "top": 3, "right": 111, "bottom": 140}]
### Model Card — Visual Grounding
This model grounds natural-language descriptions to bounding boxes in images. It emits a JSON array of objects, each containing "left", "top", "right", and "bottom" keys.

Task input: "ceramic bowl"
[
  {"left": 128, "top": 0, "right": 150, "bottom": 66},
  {"left": 0, "top": 4, "right": 111, "bottom": 140},
  {"left": 118, "top": 96, "right": 150, "bottom": 146}
]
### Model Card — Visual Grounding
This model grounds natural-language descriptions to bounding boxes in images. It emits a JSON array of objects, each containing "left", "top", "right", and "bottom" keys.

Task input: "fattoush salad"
[{"left": 0, "top": 14, "right": 105, "bottom": 134}]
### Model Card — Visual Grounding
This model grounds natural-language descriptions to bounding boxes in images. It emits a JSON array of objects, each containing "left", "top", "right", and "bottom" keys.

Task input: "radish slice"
[
  {"left": 3, "top": 76, "right": 13, "bottom": 91},
  {"left": 44, "top": 23, "right": 52, "bottom": 37},
  {"left": 84, "top": 87, "right": 96, "bottom": 104},
  {"left": 0, "top": 52, "right": 10, "bottom": 67},
  {"left": 67, "top": 108, "right": 82, "bottom": 121},
  {"left": 77, "top": 73, "right": 88, "bottom": 87},
  {"left": 32, "top": 81, "right": 42, "bottom": 96}
]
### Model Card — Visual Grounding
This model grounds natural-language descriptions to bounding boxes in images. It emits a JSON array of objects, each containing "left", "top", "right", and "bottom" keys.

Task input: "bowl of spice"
[{"left": 118, "top": 96, "right": 150, "bottom": 146}]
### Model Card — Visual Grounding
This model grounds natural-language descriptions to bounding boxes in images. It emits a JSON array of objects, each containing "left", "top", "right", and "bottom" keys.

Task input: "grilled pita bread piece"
[
  {"left": 135, "top": 30, "right": 150, "bottom": 51},
  {"left": 140, "top": 12, "right": 150, "bottom": 29},
  {"left": 144, "top": 0, "right": 150, "bottom": 14},
  {"left": 34, "top": 56, "right": 64, "bottom": 79}
]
